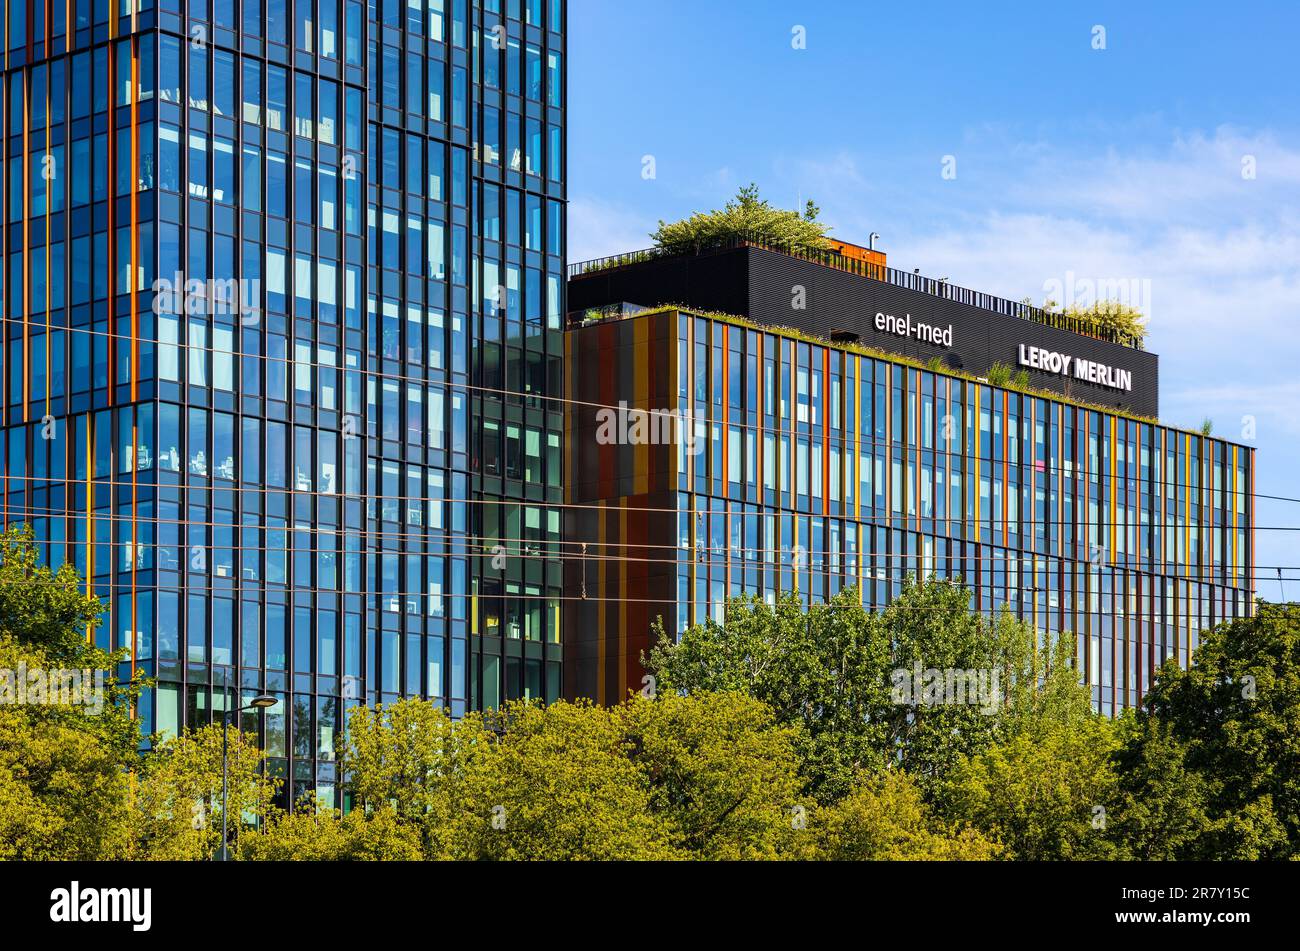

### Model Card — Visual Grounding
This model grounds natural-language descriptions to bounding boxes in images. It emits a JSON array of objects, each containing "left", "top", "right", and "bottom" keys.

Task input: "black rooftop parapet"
[
  {"left": 569, "top": 243, "right": 1160, "bottom": 418},
  {"left": 569, "top": 234, "right": 1147, "bottom": 350}
]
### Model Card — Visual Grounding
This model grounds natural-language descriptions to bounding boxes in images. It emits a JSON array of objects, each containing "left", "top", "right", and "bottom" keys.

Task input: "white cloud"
[
  {"left": 1163, "top": 381, "right": 1300, "bottom": 440},
  {"left": 1013, "top": 129, "right": 1300, "bottom": 223},
  {"left": 764, "top": 127, "right": 1300, "bottom": 589},
  {"left": 566, "top": 196, "right": 657, "bottom": 264}
]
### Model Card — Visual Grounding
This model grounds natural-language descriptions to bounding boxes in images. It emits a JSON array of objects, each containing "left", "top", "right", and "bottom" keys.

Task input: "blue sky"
[{"left": 568, "top": 0, "right": 1300, "bottom": 602}]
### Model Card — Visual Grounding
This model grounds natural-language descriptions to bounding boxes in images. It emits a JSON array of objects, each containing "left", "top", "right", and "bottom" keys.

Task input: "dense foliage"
[
  {"left": 650, "top": 183, "right": 830, "bottom": 255},
  {"left": 645, "top": 582, "right": 1088, "bottom": 803},
  {"left": 1109, "top": 601, "right": 1300, "bottom": 859},
  {"left": 0, "top": 525, "right": 142, "bottom": 859},
  {"left": 2, "top": 523, "right": 1296, "bottom": 862},
  {"left": 1061, "top": 300, "right": 1148, "bottom": 344}
]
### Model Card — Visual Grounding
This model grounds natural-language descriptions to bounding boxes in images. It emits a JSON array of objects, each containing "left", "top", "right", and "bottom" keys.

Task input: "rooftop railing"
[
  {"left": 569, "top": 301, "right": 649, "bottom": 326},
  {"left": 568, "top": 234, "right": 1146, "bottom": 350}
]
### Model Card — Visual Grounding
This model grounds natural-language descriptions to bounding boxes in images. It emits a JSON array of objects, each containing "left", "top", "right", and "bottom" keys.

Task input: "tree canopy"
[
  {"left": 0, "top": 525, "right": 142, "bottom": 859},
  {"left": 651, "top": 183, "right": 831, "bottom": 255},
  {"left": 2, "top": 517, "right": 1296, "bottom": 863},
  {"left": 1061, "top": 300, "right": 1148, "bottom": 344},
  {"left": 645, "top": 578, "right": 1091, "bottom": 803},
  {"left": 1108, "top": 602, "right": 1300, "bottom": 859}
]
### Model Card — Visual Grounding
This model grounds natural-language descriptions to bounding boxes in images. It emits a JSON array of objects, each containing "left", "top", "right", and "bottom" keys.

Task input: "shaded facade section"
[{"left": 563, "top": 311, "right": 676, "bottom": 703}]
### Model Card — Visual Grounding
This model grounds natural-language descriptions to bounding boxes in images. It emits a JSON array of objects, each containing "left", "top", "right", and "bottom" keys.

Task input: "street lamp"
[{"left": 219, "top": 689, "right": 276, "bottom": 861}]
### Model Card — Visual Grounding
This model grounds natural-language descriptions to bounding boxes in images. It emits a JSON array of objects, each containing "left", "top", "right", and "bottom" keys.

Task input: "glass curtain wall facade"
[
  {"left": 565, "top": 309, "right": 1255, "bottom": 716},
  {"left": 0, "top": 0, "right": 565, "bottom": 810}
]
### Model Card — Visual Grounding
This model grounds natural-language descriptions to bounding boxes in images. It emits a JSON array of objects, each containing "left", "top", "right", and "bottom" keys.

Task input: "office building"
[
  {"left": 564, "top": 236, "right": 1253, "bottom": 714},
  {"left": 0, "top": 0, "right": 566, "bottom": 808}
]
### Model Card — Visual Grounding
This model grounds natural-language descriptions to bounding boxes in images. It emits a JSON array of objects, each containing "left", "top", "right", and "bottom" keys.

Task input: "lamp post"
[{"left": 219, "top": 689, "right": 276, "bottom": 861}]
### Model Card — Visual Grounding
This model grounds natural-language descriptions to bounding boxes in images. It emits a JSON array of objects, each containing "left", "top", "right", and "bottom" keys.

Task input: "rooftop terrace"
[{"left": 568, "top": 234, "right": 1146, "bottom": 351}]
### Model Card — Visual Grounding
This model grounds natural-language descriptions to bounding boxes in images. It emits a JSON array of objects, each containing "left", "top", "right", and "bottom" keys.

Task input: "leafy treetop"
[
  {"left": 651, "top": 184, "right": 831, "bottom": 255},
  {"left": 1032, "top": 297, "right": 1147, "bottom": 345}
]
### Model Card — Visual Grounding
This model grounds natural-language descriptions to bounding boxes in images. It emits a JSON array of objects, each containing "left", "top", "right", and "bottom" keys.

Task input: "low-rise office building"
[{"left": 563, "top": 237, "right": 1254, "bottom": 714}]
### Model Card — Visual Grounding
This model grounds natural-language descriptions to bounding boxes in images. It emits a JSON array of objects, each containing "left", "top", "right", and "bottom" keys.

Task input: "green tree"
[
  {"left": 943, "top": 716, "right": 1119, "bottom": 860},
  {"left": 646, "top": 578, "right": 1091, "bottom": 802},
  {"left": 1105, "top": 715, "right": 1212, "bottom": 860},
  {"left": 0, "top": 637, "right": 131, "bottom": 860},
  {"left": 241, "top": 806, "right": 424, "bottom": 861},
  {"left": 0, "top": 526, "right": 144, "bottom": 859},
  {"left": 815, "top": 771, "right": 1001, "bottom": 861},
  {"left": 996, "top": 608, "right": 1094, "bottom": 734},
  {"left": 651, "top": 183, "right": 830, "bottom": 255},
  {"left": 0, "top": 524, "right": 108, "bottom": 665},
  {"left": 343, "top": 698, "right": 472, "bottom": 857},
  {"left": 646, "top": 587, "right": 890, "bottom": 800},
  {"left": 337, "top": 693, "right": 809, "bottom": 861},
  {"left": 443, "top": 700, "right": 681, "bottom": 860},
  {"left": 0, "top": 524, "right": 142, "bottom": 761},
  {"left": 1061, "top": 299, "right": 1147, "bottom": 345},
  {"left": 618, "top": 691, "right": 806, "bottom": 860},
  {"left": 122, "top": 724, "right": 278, "bottom": 860},
  {"left": 877, "top": 582, "right": 1008, "bottom": 794},
  {"left": 1110, "top": 602, "right": 1300, "bottom": 859}
]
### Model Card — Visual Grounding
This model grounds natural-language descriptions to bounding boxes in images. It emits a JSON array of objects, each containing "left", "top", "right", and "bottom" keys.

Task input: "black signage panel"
[{"left": 571, "top": 246, "right": 1159, "bottom": 417}]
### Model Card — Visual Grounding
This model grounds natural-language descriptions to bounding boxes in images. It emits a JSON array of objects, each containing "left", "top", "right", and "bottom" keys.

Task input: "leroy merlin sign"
[{"left": 1018, "top": 344, "right": 1134, "bottom": 393}]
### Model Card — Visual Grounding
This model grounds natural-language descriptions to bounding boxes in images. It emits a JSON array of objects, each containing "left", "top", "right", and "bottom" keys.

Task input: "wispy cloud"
[
  {"left": 787, "top": 125, "right": 1300, "bottom": 592},
  {"left": 1011, "top": 128, "right": 1300, "bottom": 223},
  {"left": 569, "top": 124, "right": 1300, "bottom": 593},
  {"left": 566, "top": 196, "right": 657, "bottom": 263}
]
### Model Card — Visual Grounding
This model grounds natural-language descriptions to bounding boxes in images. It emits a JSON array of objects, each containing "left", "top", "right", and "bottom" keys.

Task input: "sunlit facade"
[
  {"left": 0, "top": 0, "right": 565, "bottom": 809},
  {"left": 565, "top": 306, "right": 1255, "bottom": 715}
]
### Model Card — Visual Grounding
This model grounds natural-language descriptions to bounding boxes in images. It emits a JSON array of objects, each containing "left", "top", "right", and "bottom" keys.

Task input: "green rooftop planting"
[
  {"left": 650, "top": 183, "right": 831, "bottom": 255},
  {"left": 1028, "top": 298, "right": 1149, "bottom": 347}
]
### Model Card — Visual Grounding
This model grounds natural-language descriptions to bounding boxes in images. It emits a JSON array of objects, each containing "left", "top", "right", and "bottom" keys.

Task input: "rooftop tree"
[
  {"left": 1032, "top": 297, "right": 1148, "bottom": 345},
  {"left": 1062, "top": 300, "right": 1148, "bottom": 344},
  {"left": 651, "top": 183, "right": 831, "bottom": 255}
]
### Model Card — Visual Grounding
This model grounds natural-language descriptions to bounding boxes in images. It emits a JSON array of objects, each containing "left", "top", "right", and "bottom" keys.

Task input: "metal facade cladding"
[{"left": 570, "top": 246, "right": 1160, "bottom": 417}]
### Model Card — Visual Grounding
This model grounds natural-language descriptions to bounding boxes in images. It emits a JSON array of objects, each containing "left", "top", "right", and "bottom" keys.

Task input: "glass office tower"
[{"left": 0, "top": 0, "right": 565, "bottom": 809}]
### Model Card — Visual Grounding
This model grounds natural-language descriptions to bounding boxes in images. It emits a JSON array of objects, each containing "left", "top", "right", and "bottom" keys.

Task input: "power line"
[
  {"left": 0, "top": 469, "right": 1279, "bottom": 528},
  {"left": 0, "top": 495, "right": 1292, "bottom": 562},
  {"left": 4, "top": 522, "right": 1294, "bottom": 575},
  {"left": 0, "top": 574, "right": 1272, "bottom": 607},
  {"left": 0, "top": 521, "right": 1279, "bottom": 599},
  {"left": 1, "top": 316, "right": 1278, "bottom": 503}
]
